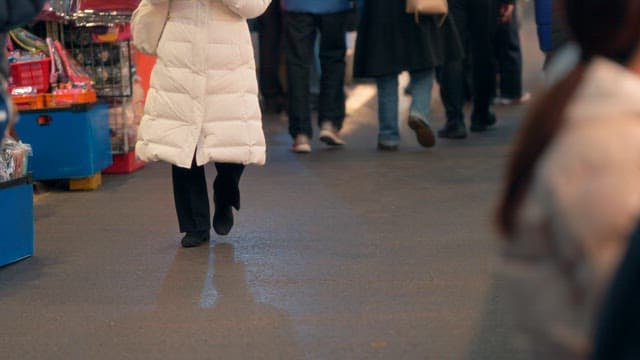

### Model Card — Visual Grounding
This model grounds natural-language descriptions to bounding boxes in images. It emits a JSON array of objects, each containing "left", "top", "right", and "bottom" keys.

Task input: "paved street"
[{"left": 0, "top": 5, "right": 545, "bottom": 359}]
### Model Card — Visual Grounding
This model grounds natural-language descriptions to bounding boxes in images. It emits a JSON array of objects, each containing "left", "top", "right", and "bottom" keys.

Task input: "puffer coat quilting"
[{"left": 136, "top": 0, "right": 270, "bottom": 168}]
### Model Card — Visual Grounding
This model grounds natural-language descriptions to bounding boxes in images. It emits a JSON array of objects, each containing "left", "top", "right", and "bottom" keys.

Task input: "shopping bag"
[{"left": 131, "top": 0, "right": 169, "bottom": 56}]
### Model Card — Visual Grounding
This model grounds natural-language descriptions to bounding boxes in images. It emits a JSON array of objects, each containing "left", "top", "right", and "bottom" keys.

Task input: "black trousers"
[
  {"left": 439, "top": 0, "right": 501, "bottom": 123},
  {"left": 284, "top": 11, "right": 348, "bottom": 138},
  {"left": 172, "top": 159, "right": 244, "bottom": 234},
  {"left": 495, "top": 5, "right": 523, "bottom": 99},
  {"left": 257, "top": 1, "right": 285, "bottom": 100}
]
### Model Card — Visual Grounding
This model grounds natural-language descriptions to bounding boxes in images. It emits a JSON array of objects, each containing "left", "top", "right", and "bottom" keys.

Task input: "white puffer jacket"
[{"left": 136, "top": 0, "right": 270, "bottom": 168}]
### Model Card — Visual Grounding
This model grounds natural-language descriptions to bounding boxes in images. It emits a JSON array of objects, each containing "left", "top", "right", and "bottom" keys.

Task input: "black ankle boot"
[
  {"left": 438, "top": 120, "right": 467, "bottom": 139},
  {"left": 213, "top": 204, "right": 234, "bottom": 236},
  {"left": 181, "top": 231, "right": 210, "bottom": 248},
  {"left": 470, "top": 112, "right": 497, "bottom": 132},
  {"left": 213, "top": 178, "right": 240, "bottom": 236}
]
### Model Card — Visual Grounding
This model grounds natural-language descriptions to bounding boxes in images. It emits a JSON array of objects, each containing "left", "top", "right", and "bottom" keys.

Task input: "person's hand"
[{"left": 500, "top": 4, "right": 515, "bottom": 24}]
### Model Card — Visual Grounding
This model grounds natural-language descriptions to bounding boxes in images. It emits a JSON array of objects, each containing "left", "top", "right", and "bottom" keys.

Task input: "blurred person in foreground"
[
  {"left": 353, "top": 0, "right": 463, "bottom": 151},
  {"left": 496, "top": 0, "right": 640, "bottom": 358},
  {"left": 0, "top": 0, "right": 48, "bottom": 141}
]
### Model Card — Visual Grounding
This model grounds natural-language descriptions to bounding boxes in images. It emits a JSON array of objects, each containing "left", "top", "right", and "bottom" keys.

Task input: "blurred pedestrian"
[
  {"left": 282, "top": 0, "right": 353, "bottom": 153},
  {"left": 437, "top": 0, "right": 515, "bottom": 139},
  {"left": 535, "top": 0, "right": 578, "bottom": 84},
  {"left": 592, "top": 220, "right": 640, "bottom": 360},
  {"left": 257, "top": 1, "right": 287, "bottom": 114},
  {"left": 496, "top": 0, "right": 640, "bottom": 357},
  {"left": 136, "top": 0, "right": 270, "bottom": 248},
  {"left": 0, "top": 0, "right": 48, "bottom": 142},
  {"left": 534, "top": 0, "right": 571, "bottom": 64},
  {"left": 354, "top": 0, "right": 463, "bottom": 151},
  {"left": 493, "top": 2, "right": 531, "bottom": 106}
]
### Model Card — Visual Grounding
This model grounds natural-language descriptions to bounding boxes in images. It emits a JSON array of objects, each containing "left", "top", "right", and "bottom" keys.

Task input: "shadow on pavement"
[{"left": 74, "top": 243, "right": 303, "bottom": 359}]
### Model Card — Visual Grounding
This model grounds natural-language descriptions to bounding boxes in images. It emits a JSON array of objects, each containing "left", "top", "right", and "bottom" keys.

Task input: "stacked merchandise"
[
  {"left": 0, "top": 139, "right": 32, "bottom": 183},
  {"left": 11, "top": 1, "right": 144, "bottom": 179},
  {"left": 10, "top": 26, "right": 112, "bottom": 184},
  {"left": 7, "top": 28, "right": 97, "bottom": 110},
  {"left": 0, "top": 101, "right": 32, "bottom": 183}
]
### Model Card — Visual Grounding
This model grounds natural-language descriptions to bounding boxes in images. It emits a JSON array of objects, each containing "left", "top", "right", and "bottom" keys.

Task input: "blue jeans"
[{"left": 376, "top": 70, "right": 435, "bottom": 145}]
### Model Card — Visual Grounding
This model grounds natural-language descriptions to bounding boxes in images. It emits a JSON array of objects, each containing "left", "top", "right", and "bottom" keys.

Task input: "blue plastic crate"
[
  {"left": 15, "top": 103, "right": 112, "bottom": 181},
  {"left": 0, "top": 177, "right": 34, "bottom": 267}
]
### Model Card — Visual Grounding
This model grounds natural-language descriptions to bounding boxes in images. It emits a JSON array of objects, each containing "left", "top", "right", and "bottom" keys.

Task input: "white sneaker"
[
  {"left": 319, "top": 122, "right": 346, "bottom": 146},
  {"left": 292, "top": 134, "right": 312, "bottom": 153},
  {"left": 493, "top": 92, "right": 532, "bottom": 106}
]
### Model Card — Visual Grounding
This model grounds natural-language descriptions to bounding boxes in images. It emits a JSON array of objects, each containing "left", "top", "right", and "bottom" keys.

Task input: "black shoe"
[
  {"left": 470, "top": 112, "right": 497, "bottom": 133},
  {"left": 181, "top": 231, "right": 210, "bottom": 248},
  {"left": 213, "top": 179, "right": 240, "bottom": 236},
  {"left": 213, "top": 204, "right": 234, "bottom": 236},
  {"left": 437, "top": 120, "right": 468, "bottom": 139},
  {"left": 408, "top": 115, "right": 436, "bottom": 147}
]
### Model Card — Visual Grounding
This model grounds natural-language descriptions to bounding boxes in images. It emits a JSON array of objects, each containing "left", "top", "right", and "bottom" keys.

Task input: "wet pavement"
[{"left": 1, "top": 5, "right": 546, "bottom": 360}]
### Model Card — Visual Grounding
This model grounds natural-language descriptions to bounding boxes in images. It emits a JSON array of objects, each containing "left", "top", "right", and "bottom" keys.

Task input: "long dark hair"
[{"left": 496, "top": 0, "right": 640, "bottom": 237}]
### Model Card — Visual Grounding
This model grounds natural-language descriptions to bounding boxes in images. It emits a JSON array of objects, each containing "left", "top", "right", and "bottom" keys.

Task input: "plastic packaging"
[{"left": 0, "top": 139, "right": 32, "bottom": 182}]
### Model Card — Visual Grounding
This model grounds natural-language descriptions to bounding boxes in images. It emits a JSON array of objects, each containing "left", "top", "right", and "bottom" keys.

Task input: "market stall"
[{"left": 9, "top": 0, "right": 144, "bottom": 190}]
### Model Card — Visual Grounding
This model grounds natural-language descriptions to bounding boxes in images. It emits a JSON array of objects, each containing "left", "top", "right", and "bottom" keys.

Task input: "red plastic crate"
[{"left": 9, "top": 58, "right": 51, "bottom": 93}]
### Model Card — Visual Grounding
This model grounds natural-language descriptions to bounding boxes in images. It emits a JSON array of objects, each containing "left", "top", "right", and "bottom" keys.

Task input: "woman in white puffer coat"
[{"left": 136, "top": 0, "right": 271, "bottom": 248}]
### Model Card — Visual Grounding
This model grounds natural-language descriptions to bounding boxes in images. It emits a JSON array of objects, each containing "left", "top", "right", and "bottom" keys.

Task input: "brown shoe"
[{"left": 408, "top": 115, "right": 436, "bottom": 148}]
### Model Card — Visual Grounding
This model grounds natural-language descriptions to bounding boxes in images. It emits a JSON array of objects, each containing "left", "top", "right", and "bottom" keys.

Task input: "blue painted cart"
[
  {"left": 0, "top": 176, "right": 34, "bottom": 267},
  {"left": 15, "top": 103, "right": 112, "bottom": 181}
]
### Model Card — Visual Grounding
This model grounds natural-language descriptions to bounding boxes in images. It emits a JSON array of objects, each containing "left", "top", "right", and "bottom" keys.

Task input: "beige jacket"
[
  {"left": 136, "top": 0, "right": 270, "bottom": 168},
  {"left": 501, "top": 59, "right": 640, "bottom": 359}
]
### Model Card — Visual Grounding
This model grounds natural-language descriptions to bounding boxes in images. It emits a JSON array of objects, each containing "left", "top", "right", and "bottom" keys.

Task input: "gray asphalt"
[{"left": 0, "top": 5, "right": 545, "bottom": 359}]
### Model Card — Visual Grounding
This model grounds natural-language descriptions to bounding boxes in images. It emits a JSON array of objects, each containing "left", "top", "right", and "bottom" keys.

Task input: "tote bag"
[
  {"left": 131, "top": 0, "right": 169, "bottom": 56},
  {"left": 406, "top": 0, "right": 448, "bottom": 15}
]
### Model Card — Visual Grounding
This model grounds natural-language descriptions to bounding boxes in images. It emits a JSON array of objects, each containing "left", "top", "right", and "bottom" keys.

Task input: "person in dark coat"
[
  {"left": 353, "top": 0, "right": 463, "bottom": 150},
  {"left": 256, "top": 1, "right": 287, "bottom": 115},
  {"left": 0, "top": 0, "right": 48, "bottom": 140},
  {"left": 437, "top": 0, "right": 515, "bottom": 139}
]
